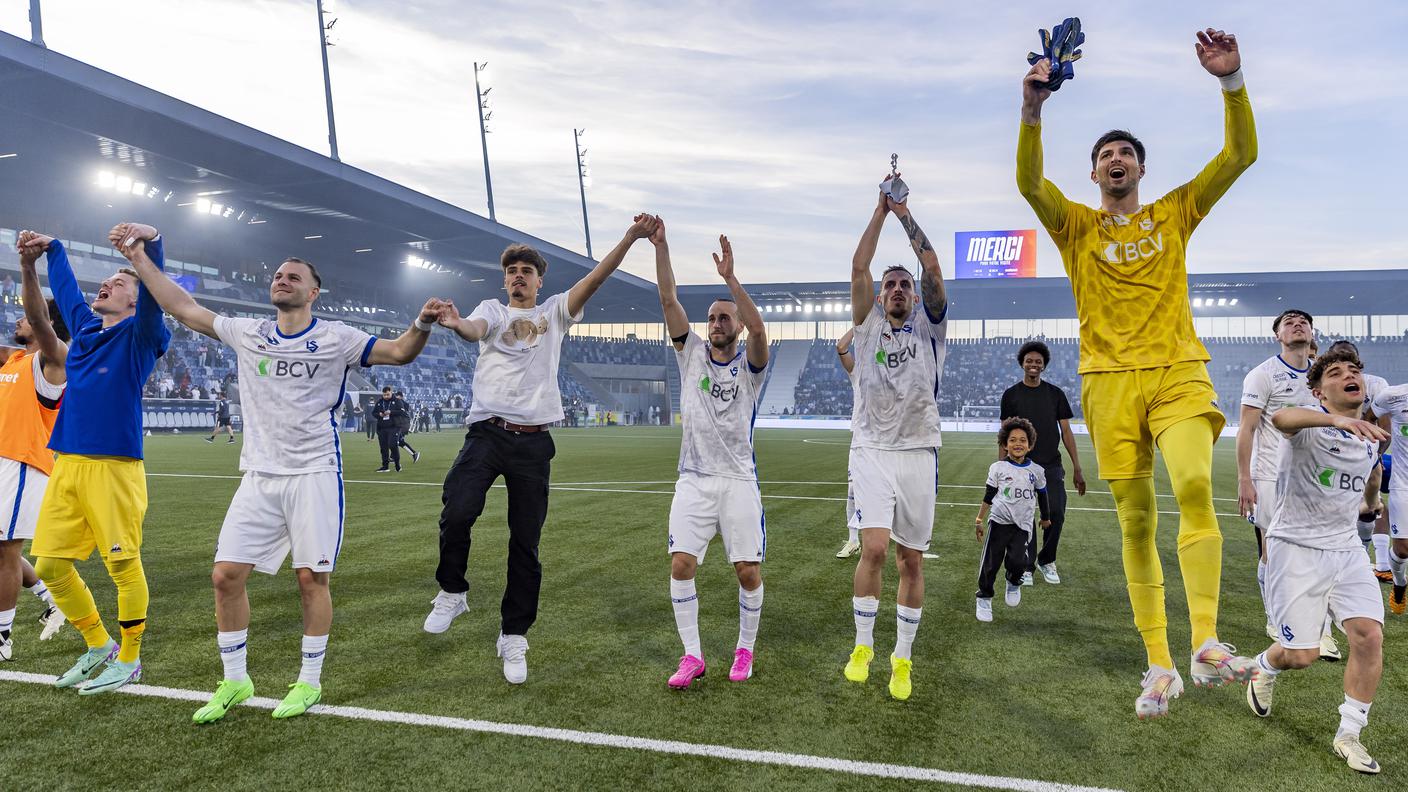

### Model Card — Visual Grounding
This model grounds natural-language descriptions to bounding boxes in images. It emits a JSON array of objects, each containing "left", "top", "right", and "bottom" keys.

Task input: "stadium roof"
[{"left": 0, "top": 31, "right": 662, "bottom": 318}]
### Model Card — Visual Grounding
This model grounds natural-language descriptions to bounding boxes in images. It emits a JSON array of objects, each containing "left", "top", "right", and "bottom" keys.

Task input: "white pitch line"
[
  {"left": 0, "top": 670, "right": 1122, "bottom": 792},
  {"left": 144, "top": 473, "right": 1240, "bottom": 518}
]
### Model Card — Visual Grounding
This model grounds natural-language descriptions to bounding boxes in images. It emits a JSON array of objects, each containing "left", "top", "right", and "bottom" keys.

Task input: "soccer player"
[
  {"left": 1018, "top": 28, "right": 1257, "bottom": 717},
  {"left": 1236, "top": 309, "right": 1342, "bottom": 658},
  {"left": 425, "top": 214, "right": 658, "bottom": 684},
  {"left": 22, "top": 227, "right": 170, "bottom": 695},
  {"left": 842, "top": 175, "right": 947, "bottom": 701},
  {"left": 1369, "top": 382, "right": 1408, "bottom": 614},
  {"left": 115, "top": 222, "right": 443, "bottom": 722},
  {"left": 1324, "top": 340, "right": 1394, "bottom": 580},
  {"left": 974, "top": 418, "right": 1051, "bottom": 623},
  {"left": 0, "top": 240, "right": 71, "bottom": 659},
  {"left": 650, "top": 219, "right": 769, "bottom": 688},
  {"left": 205, "top": 392, "right": 236, "bottom": 444},
  {"left": 1245, "top": 349, "right": 1389, "bottom": 774},
  {"left": 835, "top": 327, "right": 861, "bottom": 559},
  {"left": 392, "top": 389, "right": 420, "bottom": 462}
]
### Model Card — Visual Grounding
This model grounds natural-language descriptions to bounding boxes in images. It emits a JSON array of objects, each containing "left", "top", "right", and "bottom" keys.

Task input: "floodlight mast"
[
  {"left": 316, "top": 0, "right": 340, "bottom": 161},
  {"left": 475, "top": 61, "right": 496, "bottom": 222},
  {"left": 575, "top": 128, "right": 593, "bottom": 260},
  {"left": 29, "top": 0, "right": 44, "bottom": 47}
]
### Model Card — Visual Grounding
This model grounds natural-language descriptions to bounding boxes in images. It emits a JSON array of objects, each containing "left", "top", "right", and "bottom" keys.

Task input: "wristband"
[
  {"left": 1217, "top": 69, "right": 1244, "bottom": 92},
  {"left": 414, "top": 317, "right": 435, "bottom": 332},
  {"left": 836, "top": 347, "right": 850, "bottom": 357}
]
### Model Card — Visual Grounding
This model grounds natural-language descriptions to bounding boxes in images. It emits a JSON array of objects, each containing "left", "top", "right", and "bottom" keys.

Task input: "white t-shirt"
[
  {"left": 212, "top": 316, "right": 375, "bottom": 475},
  {"left": 464, "top": 294, "right": 582, "bottom": 426},
  {"left": 1241, "top": 354, "right": 1313, "bottom": 482},
  {"left": 985, "top": 459, "right": 1047, "bottom": 532},
  {"left": 675, "top": 332, "right": 766, "bottom": 481},
  {"left": 1370, "top": 383, "right": 1408, "bottom": 463},
  {"left": 849, "top": 302, "right": 948, "bottom": 452},
  {"left": 1268, "top": 412, "right": 1380, "bottom": 551},
  {"left": 1361, "top": 373, "right": 1389, "bottom": 419}
]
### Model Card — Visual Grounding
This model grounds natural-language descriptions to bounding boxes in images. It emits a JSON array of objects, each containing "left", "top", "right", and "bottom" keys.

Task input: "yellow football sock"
[
  {"left": 34, "top": 557, "right": 111, "bottom": 649},
  {"left": 106, "top": 556, "right": 149, "bottom": 663},
  {"left": 1158, "top": 416, "right": 1222, "bottom": 650},
  {"left": 1110, "top": 477, "right": 1173, "bottom": 669}
]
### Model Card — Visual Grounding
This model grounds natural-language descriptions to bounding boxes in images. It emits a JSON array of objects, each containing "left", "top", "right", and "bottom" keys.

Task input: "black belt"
[{"left": 488, "top": 416, "right": 545, "bottom": 433}]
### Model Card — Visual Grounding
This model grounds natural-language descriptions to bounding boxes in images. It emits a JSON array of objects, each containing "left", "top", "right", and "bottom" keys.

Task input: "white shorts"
[
  {"left": 1389, "top": 486, "right": 1406, "bottom": 540},
  {"left": 0, "top": 457, "right": 49, "bottom": 542},
  {"left": 848, "top": 446, "right": 938, "bottom": 551},
  {"left": 215, "top": 471, "right": 345, "bottom": 575},
  {"left": 1251, "top": 479, "right": 1278, "bottom": 533},
  {"left": 668, "top": 473, "right": 765, "bottom": 564},
  {"left": 1265, "top": 537, "right": 1384, "bottom": 649}
]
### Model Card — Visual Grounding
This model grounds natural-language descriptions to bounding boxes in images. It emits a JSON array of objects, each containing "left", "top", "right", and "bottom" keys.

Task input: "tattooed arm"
[{"left": 888, "top": 200, "right": 947, "bottom": 321}]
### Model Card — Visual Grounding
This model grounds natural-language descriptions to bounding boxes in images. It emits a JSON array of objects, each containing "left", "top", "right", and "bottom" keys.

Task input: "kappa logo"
[
  {"left": 110, "top": 544, "right": 123, "bottom": 554},
  {"left": 1139, "top": 217, "right": 1155, "bottom": 231},
  {"left": 317, "top": 556, "right": 331, "bottom": 567}
]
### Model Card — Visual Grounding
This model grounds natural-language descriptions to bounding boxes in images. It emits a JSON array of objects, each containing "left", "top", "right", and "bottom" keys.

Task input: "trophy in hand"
[{"left": 880, "top": 153, "right": 909, "bottom": 205}]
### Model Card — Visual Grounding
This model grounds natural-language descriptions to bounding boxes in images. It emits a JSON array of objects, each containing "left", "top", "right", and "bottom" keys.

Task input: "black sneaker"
[
  {"left": 411, "top": 450, "right": 421, "bottom": 463},
  {"left": 395, "top": 464, "right": 402, "bottom": 472},
  {"left": 375, "top": 467, "right": 391, "bottom": 473},
  {"left": 204, "top": 437, "right": 214, "bottom": 443},
  {"left": 227, "top": 438, "right": 236, "bottom": 444}
]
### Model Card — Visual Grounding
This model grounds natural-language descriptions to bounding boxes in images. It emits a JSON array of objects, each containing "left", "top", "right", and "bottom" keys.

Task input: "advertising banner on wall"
[{"left": 954, "top": 230, "right": 1037, "bottom": 279}]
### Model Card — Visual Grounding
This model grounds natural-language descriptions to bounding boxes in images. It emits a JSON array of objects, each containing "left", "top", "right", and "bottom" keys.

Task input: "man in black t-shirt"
[
  {"left": 999, "top": 341, "right": 1087, "bottom": 585},
  {"left": 205, "top": 392, "right": 236, "bottom": 444}
]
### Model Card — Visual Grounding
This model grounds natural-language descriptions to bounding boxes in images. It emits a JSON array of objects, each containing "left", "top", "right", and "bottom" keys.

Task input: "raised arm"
[
  {"left": 17, "top": 233, "right": 95, "bottom": 337},
  {"left": 648, "top": 216, "right": 690, "bottom": 346},
  {"left": 436, "top": 300, "right": 490, "bottom": 344},
  {"left": 851, "top": 190, "right": 887, "bottom": 327},
  {"left": 1184, "top": 29, "right": 1256, "bottom": 219},
  {"left": 714, "top": 235, "right": 768, "bottom": 371},
  {"left": 888, "top": 198, "right": 946, "bottom": 321},
  {"left": 1016, "top": 58, "right": 1071, "bottom": 234},
  {"left": 110, "top": 223, "right": 217, "bottom": 339},
  {"left": 16, "top": 231, "right": 67, "bottom": 376},
  {"left": 837, "top": 327, "right": 855, "bottom": 375},
  {"left": 108, "top": 223, "right": 171, "bottom": 347},
  {"left": 566, "top": 214, "right": 659, "bottom": 318},
  {"left": 367, "top": 299, "right": 445, "bottom": 365}
]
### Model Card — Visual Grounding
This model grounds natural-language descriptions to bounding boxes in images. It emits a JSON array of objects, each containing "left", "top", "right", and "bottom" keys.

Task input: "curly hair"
[
  {"left": 1307, "top": 348, "right": 1361, "bottom": 391},
  {"left": 1017, "top": 341, "right": 1050, "bottom": 367},
  {"left": 998, "top": 416, "right": 1037, "bottom": 448}
]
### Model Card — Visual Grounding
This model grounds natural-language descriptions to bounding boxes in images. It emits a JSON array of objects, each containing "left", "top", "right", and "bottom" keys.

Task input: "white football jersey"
[
  {"left": 213, "top": 316, "right": 374, "bottom": 475},
  {"left": 1241, "top": 354, "right": 1313, "bottom": 481},
  {"left": 849, "top": 303, "right": 947, "bottom": 452},
  {"left": 464, "top": 293, "right": 581, "bottom": 426},
  {"left": 1361, "top": 373, "right": 1389, "bottom": 419},
  {"left": 1269, "top": 413, "right": 1380, "bottom": 551},
  {"left": 1371, "top": 383, "right": 1408, "bottom": 464},
  {"left": 985, "top": 459, "right": 1047, "bottom": 532},
  {"left": 675, "top": 332, "right": 766, "bottom": 480}
]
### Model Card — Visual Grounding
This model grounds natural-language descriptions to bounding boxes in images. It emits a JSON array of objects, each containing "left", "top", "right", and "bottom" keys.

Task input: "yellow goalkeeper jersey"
[{"left": 1016, "top": 87, "right": 1256, "bottom": 374}]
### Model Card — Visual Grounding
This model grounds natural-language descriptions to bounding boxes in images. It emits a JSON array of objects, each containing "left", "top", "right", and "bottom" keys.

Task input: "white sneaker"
[
  {"left": 975, "top": 597, "right": 993, "bottom": 623},
  {"left": 1190, "top": 638, "right": 1257, "bottom": 687},
  {"left": 39, "top": 604, "right": 66, "bottom": 641},
  {"left": 1004, "top": 582, "right": 1021, "bottom": 607},
  {"left": 1319, "top": 632, "right": 1341, "bottom": 662},
  {"left": 496, "top": 633, "right": 528, "bottom": 684},
  {"left": 423, "top": 590, "right": 468, "bottom": 634},
  {"left": 835, "top": 540, "right": 861, "bottom": 559},
  {"left": 1020, "top": 571, "right": 1034, "bottom": 587},
  {"left": 1246, "top": 669, "right": 1276, "bottom": 717},
  {"left": 1039, "top": 563, "right": 1061, "bottom": 584},
  {"left": 1333, "top": 734, "right": 1381, "bottom": 774},
  {"left": 1135, "top": 665, "right": 1184, "bottom": 720},
  {"left": 0, "top": 631, "right": 11, "bottom": 661}
]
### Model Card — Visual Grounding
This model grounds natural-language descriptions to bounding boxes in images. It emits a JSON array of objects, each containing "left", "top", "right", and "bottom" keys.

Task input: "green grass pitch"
[{"left": 3, "top": 428, "right": 1403, "bottom": 791}]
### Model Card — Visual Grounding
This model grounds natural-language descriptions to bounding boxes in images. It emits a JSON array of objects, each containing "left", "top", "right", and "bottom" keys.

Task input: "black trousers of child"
[{"left": 976, "top": 521, "right": 1030, "bottom": 599}]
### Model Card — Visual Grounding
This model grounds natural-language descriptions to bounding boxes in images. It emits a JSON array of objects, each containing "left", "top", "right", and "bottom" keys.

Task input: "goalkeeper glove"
[{"left": 1025, "top": 16, "right": 1085, "bottom": 91}]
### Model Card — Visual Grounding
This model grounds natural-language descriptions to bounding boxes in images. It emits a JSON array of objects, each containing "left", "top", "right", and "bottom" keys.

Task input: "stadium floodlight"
[
  {"left": 195, "top": 197, "right": 211, "bottom": 214},
  {"left": 131, "top": 182, "right": 146, "bottom": 196},
  {"left": 1192, "top": 297, "right": 1202, "bottom": 307},
  {"left": 316, "top": 0, "right": 340, "bottom": 161},
  {"left": 210, "top": 203, "right": 224, "bottom": 216},
  {"left": 97, "top": 170, "right": 115, "bottom": 188},
  {"left": 115, "top": 175, "right": 132, "bottom": 193},
  {"left": 0, "top": 153, "right": 16, "bottom": 159},
  {"left": 354, "top": 248, "right": 372, "bottom": 253},
  {"left": 304, "top": 235, "right": 323, "bottom": 240},
  {"left": 1217, "top": 298, "right": 1227, "bottom": 306},
  {"left": 844, "top": 303, "right": 852, "bottom": 312},
  {"left": 1229, "top": 298, "right": 1238, "bottom": 306}
]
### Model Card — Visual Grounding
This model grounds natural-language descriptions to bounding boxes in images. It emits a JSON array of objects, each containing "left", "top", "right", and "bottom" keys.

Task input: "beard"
[
  {"left": 709, "top": 332, "right": 738, "bottom": 351},
  {"left": 11, "top": 329, "right": 29, "bottom": 346},
  {"left": 886, "top": 301, "right": 909, "bottom": 320}
]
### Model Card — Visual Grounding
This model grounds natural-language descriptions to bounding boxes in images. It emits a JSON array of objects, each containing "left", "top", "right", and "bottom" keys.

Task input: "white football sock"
[
  {"left": 894, "top": 605, "right": 922, "bottom": 660},
  {"left": 1372, "top": 534, "right": 1390, "bottom": 571},
  {"left": 852, "top": 596, "right": 878, "bottom": 648},
  {"left": 299, "top": 634, "right": 328, "bottom": 688},
  {"left": 0, "top": 607, "right": 14, "bottom": 636},
  {"left": 670, "top": 578, "right": 701, "bottom": 658},
  {"left": 25, "top": 580, "right": 55, "bottom": 607},
  {"left": 218, "top": 629, "right": 248, "bottom": 681},
  {"left": 1337, "top": 695, "right": 1372, "bottom": 739},
  {"left": 737, "top": 584, "right": 763, "bottom": 651},
  {"left": 848, "top": 526, "right": 859, "bottom": 544},
  {"left": 1390, "top": 547, "right": 1408, "bottom": 587},
  {"left": 1256, "top": 558, "right": 1269, "bottom": 621},
  {"left": 1254, "top": 650, "right": 1282, "bottom": 677},
  {"left": 1322, "top": 613, "right": 1333, "bottom": 639}
]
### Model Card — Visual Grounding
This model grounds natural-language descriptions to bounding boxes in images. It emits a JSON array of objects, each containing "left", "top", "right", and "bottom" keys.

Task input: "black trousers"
[
  {"left": 1026, "top": 463, "right": 1068, "bottom": 570},
  {"left": 365, "top": 417, "right": 376, "bottom": 439},
  {"left": 397, "top": 429, "right": 417, "bottom": 453},
  {"left": 436, "top": 420, "right": 556, "bottom": 635},
  {"left": 977, "top": 521, "right": 1030, "bottom": 599},
  {"left": 377, "top": 425, "right": 401, "bottom": 467}
]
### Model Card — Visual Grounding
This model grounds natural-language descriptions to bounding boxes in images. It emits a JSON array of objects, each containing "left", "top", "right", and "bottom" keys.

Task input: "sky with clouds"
[{"left": 3, "top": 1, "right": 1405, "bottom": 284}]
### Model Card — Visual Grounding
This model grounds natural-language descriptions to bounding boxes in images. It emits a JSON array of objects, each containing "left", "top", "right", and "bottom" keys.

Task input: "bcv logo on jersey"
[
  {"left": 256, "top": 357, "right": 322, "bottom": 378},
  {"left": 875, "top": 342, "right": 919, "bottom": 369},
  {"left": 1101, "top": 232, "right": 1164, "bottom": 264},
  {"left": 698, "top": 374, "right": 739, "bottom": 402}
]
